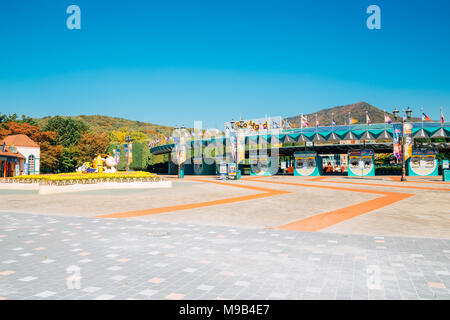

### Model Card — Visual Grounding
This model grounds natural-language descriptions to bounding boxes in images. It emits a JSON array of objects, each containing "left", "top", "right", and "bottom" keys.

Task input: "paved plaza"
[{"left": 0, "top": 175, "right": 449, "bottom": 300}]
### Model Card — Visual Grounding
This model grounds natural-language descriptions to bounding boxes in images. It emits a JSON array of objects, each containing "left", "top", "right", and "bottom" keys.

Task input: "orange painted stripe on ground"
[
  {"left": 187, "top": 178, "right": 283, "bottom": 193},
  {"left": 251, "top": 179, "right": 389, "bottom": 195},
  {"left": 315, "top": 178, "right": 450, "bottom": 191},
  {"left": 307, "top": 176, "right": 328, "bottom": 182},
  {"left": 388, "top": 176, "right": 450, "bottom": 184},
  {"left": 248, "top": 178, "right": 414, "bottom": 231},
  {"left": 277, "top": 193, "right": 413, "bottom": 231},
  {"left": 97, "top": 178, "right": 290, "bottom": 219}
]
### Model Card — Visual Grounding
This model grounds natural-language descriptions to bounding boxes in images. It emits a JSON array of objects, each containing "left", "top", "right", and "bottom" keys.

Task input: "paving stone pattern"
[{"left": 0, "top": 212, "right": 449, "bottom": 300}]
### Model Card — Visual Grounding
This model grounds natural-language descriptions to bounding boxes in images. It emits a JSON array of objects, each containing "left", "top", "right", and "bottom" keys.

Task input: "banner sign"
[
  {"left": 237, "top": 133, "right": 245, "bottom": 164},
  {"left": 128, "top": 143, "right": 133, "bottom": 165},
  {"left": 348, "top": 150, "right": 374, "bottom": 157},
  {"left": 228, "top": 162, "right": 237, "bottom": 177},
  {"left": 393, "top": 124, "right": 402, "bottom": 161},
  {"left": 229, "top": 130, "right": 237, "bottom": 163},
  {"left": 443, "top": 160, "right": 449, "bottom": 169},
  {"left": 361, "top": 150, "right": 374, "bottom": 156},
  {"left": 219, "top": 160, "right": 228, "bottom": 174},
  {"left": 294, "top": 151, "right": 317, "bottom": 159},
  {"left": 224, "top": 116, "right": 282, "bottom": 133},
  {"left": 124, "top": 144, "right": 129, "bottom": 165},
  {"left": 403, "top": 123, "right": 413, "bottom": 161},
  {"left": 412, "top": 149, "right": 437, "bottom": 156},
  {"left": 175, "top": 145, "right": 186, "bottom": 165},
  {"left": 114, "top": 148, "right": 120, "bottom": 166}
]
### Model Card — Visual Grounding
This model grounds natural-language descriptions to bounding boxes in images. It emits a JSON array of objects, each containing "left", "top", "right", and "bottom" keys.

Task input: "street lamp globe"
[
  {"left": 406, "top": 107, "right": 412, "bottom": 120},
  {"left": 393, "top": 108, "right": 399, "bottom": 121}
]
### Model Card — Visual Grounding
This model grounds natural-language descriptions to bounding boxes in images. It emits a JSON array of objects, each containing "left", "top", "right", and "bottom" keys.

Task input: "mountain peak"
[{"left": 286, "top": 102, "right": 420, "bottom": 126}]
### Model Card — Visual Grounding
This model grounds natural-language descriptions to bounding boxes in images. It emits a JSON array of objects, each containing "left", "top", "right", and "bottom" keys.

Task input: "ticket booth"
[
  {"left": 215, "top": 155, "right": 229, "bottom": 175},
  {"left": 250, "top": 154, "right": 278, "bottom": 176},
  {"left": 293, "top": 151, "right": 322, "bottom": 176},
  {"left": 407, "top": 149, "right": 438, "bottom": 176},
  {"left": 347, "top": 150, "right": 375, "bottom": 177}
]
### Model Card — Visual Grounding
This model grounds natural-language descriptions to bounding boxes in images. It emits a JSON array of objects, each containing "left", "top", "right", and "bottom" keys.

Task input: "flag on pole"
[
  {"left": 332, "top": 114, "right": 336, "bottom": 126},
  {"left": 315, "top": 114, "right": 319, "bottom": 127},
  {"left": 300, "top": 113, "right": 311, "bottom": 128},
  {"left": 422, "top": 112, "right": 432, "bottom": 121},
  {"left": 440, "top": 108, "right": 445, "bottom": 125},
  {"left": 366, "top": 112, "right": 371, "bottom": 125},
  {"left": 301, "top": 115, "right": 311, "bottom": 127},
  {"left": 384, "top": 113, "right": 392, "bottom": 124},
  {"left": 348, "top": 113, "right": 358, "bottom": 124}
]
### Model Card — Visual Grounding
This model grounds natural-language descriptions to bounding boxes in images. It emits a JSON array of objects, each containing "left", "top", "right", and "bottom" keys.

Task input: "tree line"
[{"left": 0, "top": 113, "right": 158, "bottom": 173}]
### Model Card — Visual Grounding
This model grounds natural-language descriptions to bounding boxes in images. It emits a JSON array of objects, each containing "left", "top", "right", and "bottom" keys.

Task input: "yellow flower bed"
[{"left": 3, "top": 171, "right": 161, "bottom": 185}]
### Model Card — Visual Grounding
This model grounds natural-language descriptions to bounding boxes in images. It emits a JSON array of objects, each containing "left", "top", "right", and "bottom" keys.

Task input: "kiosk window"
[
  {"left": 411, "top": 157, "right": 420, "bottom": 167},
  {"left": 425, "top": 158, "right": 434, "bottom": 167}
]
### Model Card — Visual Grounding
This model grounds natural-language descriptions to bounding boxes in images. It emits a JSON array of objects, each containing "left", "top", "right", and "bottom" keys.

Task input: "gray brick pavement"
[{"left": 0, "top": 211, "right": 449, "bottom": 300}]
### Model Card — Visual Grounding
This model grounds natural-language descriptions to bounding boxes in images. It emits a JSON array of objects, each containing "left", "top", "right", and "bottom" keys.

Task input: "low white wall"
[
  {"left": 0, "top": 181, "right": 172, "bottom": 194},
  {"left": 0, "top": 183, "right": 39, "bottom": 190}
]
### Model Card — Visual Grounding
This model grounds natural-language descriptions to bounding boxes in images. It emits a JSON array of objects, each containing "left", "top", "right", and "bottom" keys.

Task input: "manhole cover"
[{"left": 145, "top": 231, "right": 170, "bottom": 237}]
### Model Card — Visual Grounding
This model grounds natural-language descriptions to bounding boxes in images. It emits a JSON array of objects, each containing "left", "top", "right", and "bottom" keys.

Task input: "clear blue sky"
[{"left": 1, "top": 0, "right": 449, "bottom": 128}]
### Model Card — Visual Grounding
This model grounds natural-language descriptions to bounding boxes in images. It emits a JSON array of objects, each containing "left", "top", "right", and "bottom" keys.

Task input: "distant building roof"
[
  {"left": 0, "top": 134, "right": 39, "bottom": 148},
  {"left": 0, "top": 145, "right": 25, "bottom": 159}
]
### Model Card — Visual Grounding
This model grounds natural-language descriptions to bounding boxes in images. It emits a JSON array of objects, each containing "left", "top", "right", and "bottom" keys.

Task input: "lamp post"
[
  {"left": 174, "top": 125, "right": 179, "bottom": 178},
  {"left": 393, "top": 107, "right": 412, "bottom": 181},
  {"left": 230, "top": 119, "right": 239, "bottom": 180},
  {"left": 125, "top": 135, "right": 131, "bottom": 172},
  {"left": 179, "top": 125, "right": 186, "bottom": 179}
]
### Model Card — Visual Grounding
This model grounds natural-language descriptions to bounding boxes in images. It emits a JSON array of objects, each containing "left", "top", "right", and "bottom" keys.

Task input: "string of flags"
[
  {"left": 151, "top": 107, "right": 446, "bottom": 148},
  {"left": 149, "top": 134, "right": 173, "bottom": 148},
  {"left": 286, "top": 107, "right": 446, "bottom": 129}
]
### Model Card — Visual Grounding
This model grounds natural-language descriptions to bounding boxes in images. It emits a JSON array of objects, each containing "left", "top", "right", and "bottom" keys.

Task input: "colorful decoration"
[
  {"left": 407, "top": 149, "right": 438, "bottom": 176},
  {"left": 347, "top": 150, "right": 375, "bottom": 176},
  {"left": 76, "top": 153, "right": 118, "bottom": 174}
]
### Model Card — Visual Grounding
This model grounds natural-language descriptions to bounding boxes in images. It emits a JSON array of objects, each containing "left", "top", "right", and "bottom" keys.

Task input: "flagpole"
[
  {"left": 332, "top": 112, "right": 334, "bottom": 131},
  {"left": 301, "top": 113, "right": 303, "bottom": 134},
  {"left": 421, "top": 107, "right": 424, "bottom": 129},
  {"left": 366, "top": 110, "right": 369, "bottom": 130},
  {"left": 315, "top": 113, "right": 318, "bottom": 133},
  {"left": 384, "top": 111, "right": 386, "bottom": 130},
  {"left": 441, "top": 107, "right": 443, "bottom": 128}
]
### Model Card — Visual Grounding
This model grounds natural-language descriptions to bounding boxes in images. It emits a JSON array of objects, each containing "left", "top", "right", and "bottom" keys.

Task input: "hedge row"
[
  {"left": 2, "top": 171, "right": 161, "bottom": 185},
  {"left": 107, "top": 141, "right": 153, "bottom": 171}
]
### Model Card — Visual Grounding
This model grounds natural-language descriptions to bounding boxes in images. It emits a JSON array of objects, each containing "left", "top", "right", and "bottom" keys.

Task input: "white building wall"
[{"left": 16, "top": 146, "right": 40, "bottom": 175}]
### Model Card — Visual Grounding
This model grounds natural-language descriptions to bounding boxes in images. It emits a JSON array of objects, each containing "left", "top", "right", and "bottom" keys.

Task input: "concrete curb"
[
  {"left": 0, "top": 183, "right": 39, "bottom": 190},
  {"left": 0, "top": 181, "right": 172, "bottom": 194}
]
